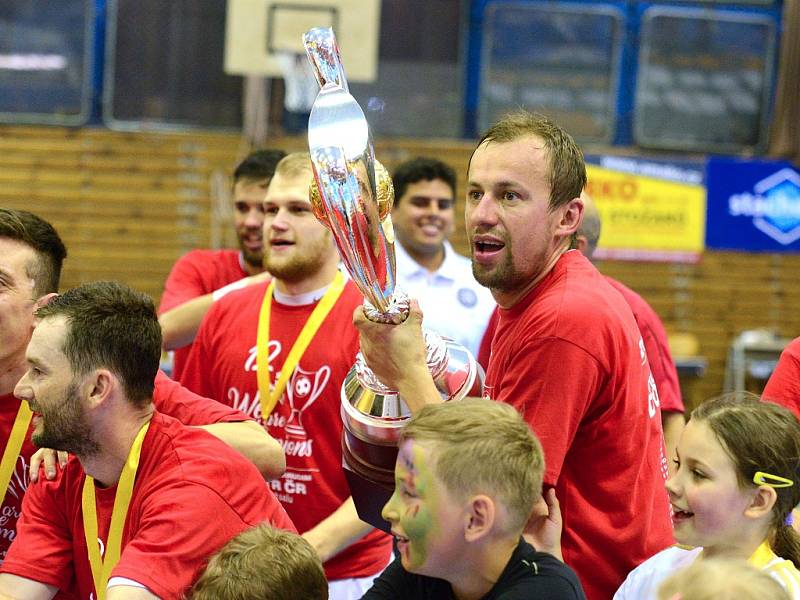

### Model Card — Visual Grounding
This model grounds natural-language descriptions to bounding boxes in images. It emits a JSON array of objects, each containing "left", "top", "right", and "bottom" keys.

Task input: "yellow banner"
[{"left": 586, "top": 164, "right": 706, "bottom": 262}]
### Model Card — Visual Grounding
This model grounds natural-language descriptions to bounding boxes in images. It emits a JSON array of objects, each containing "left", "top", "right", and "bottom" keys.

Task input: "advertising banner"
[
  {"left": 586, "top": 155, "right": 706, "bottom": 262},
  {"left": 706, "top": 158, "right": 800, "bottom": 252}
]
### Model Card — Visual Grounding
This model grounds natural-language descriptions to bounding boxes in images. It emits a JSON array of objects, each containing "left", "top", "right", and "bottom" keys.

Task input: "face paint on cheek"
[
  {"left": 403, "top": 472, "right": 417, "bottom": 496},
  {"left": 401, "top": 452, "right": 418, "bottom": 493},
  {"left": 401, "top": 500, "right": 433, "bottom": 569},
  {"left": 400, "top": 444, "right": 440, "bottom": 570}
]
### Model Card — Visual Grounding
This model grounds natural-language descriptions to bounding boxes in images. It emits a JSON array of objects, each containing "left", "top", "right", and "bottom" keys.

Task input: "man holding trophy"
[{"left": 302, "top": 29, "right": 672, "bottom": 600}]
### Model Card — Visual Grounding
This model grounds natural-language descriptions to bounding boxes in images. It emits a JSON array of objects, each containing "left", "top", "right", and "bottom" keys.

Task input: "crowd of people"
[{"left": 0, "top": 109, "right": 798, "bottom": 600}]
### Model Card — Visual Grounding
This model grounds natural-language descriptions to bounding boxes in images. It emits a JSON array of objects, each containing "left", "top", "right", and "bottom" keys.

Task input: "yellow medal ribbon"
[
  {"left": 0, "top": 402, "right": 33, "bottom": 509},
  {"left": 256, "top": 271, "right": 346, "bottom": 420},
  {"left": 82, "top": 421, "right": 150, "bottom": 600}
]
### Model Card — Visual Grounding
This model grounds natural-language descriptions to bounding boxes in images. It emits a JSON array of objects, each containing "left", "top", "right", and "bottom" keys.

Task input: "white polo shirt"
[{"left": 395, "top": 240, "right": 496, "bottom": 358}]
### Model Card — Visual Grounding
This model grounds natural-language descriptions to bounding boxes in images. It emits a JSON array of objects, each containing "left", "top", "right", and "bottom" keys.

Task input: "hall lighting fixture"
[{"left": 0, "top": 53, "right": 66, "bottom": 71}]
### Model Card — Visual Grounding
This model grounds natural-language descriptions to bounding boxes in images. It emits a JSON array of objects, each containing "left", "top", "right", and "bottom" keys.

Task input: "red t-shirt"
[
  {"left": 0, "top": 371, "right": 248, "bottom": 569},
  {"left": 484, "top": 251, "right": 673, "bottom": 600},
  {"left": 151, "top": 369, "right": 251, "bottom": 424},
  {"left": 0, "top": 394, "right": 37, "bottom": 566},
  {"left": 477, "top": 307, "right": 499, "bottom": 369},
  {"left": 605, "top": 276, "right": 684, "bottom": 414},
  {"left": 0, "top": 412, "right": 294, "bottom": 600},
  {"left": 763, "top": 336, "right": 800, "bottom": 418},
  {"left": 479, "top": 278, "right": 684, "bottom": 415},
  {"left": 181, "top": 279, "right": 393, "bottom": 581},
  {"left": 159, "top": 249, "right": 249, "bottom": 381}
]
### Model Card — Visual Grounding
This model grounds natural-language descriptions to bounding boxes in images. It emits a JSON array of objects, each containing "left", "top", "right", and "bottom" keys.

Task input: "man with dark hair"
[
  {"left": 391, "top": 158, "right": 494, "bottom": 359},
  {"left": 0, "top": 282, "right": 294, "bottom": 599},
  {"left": 159, "top": 149, "right": 286, "bottom": 380},
  {"left": 0, "top": 208, "right": 284, "bottom": 570},
  {"left": 576, "top": 191, "right": 685, "bottom": 469},
  {"left": 356, "top": 111, "right": 673, "bottom": 599},
  {"left": 0, "top": 208, "right": 66, "bottom": 401},
  {"left": 0, "top": 208, "right": 66, "bottom": 297},
  {"left": 0, "top": 209, "right": 67, "bottom": 569}
]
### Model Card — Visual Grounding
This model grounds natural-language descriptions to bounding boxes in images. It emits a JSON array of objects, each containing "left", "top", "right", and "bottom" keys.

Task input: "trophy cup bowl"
[{"left": 304, "top": 27, "right": 483, "bottom": 531}]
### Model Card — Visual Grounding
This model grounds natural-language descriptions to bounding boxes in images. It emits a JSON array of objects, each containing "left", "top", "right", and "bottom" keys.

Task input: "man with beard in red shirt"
[
  {"left": 0, "top": 209, "right": 284, "bottom": 573},
  {"left": 0, "top": 281, "right": 293, "bottom": 599},
  {"left": 354, "top": 112, "right": 673, "bottom": 600},
  {"left": 181, "top": 153, "right": 392, "bottom": 599}
]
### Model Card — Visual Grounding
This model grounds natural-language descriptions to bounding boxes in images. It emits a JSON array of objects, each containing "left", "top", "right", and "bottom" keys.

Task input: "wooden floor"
[{"left": 2, "top": 124, "right": 798, "bottom": 406}]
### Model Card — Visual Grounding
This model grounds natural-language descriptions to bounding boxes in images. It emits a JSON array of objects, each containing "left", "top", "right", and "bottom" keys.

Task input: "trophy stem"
[
  {"left": 302, "top": 27, "right": 349, "bottom": 92},
  {"left": 304, "top": 26, "right": 484, "bottom": 533}
]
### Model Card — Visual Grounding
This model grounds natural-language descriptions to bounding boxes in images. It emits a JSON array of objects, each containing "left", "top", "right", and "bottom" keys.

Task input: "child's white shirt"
[{"left": 613, "top": 541, "right": 800, "bottom": 599}]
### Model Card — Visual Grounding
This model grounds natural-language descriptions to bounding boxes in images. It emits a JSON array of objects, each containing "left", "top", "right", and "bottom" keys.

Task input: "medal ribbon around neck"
[
  {"left": 0, "top": 402, "right": 33, "bottom": 509},
  {"left": 82, "top": 420, "right": 150, "bottom": 600},
  {"left": 257, "top": 271, "right": 346, "bottom": 420}
]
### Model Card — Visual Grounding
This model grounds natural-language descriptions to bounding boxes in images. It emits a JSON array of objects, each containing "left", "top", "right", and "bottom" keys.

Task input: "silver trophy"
[{"left": 303, "top": 27, "right": 483, "bottom": 527}]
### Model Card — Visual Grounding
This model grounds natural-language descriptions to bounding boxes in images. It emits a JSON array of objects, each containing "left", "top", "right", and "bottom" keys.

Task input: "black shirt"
[{"left": 362, "top": 538, "right": 586, "bottom": 599}]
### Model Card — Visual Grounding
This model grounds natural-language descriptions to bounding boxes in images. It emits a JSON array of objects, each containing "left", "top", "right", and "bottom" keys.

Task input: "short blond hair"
[
  {"left": 657, "top": 558, "right": 790, "bottom": 600},
  {"left": 188, "top": 524, "right": 327, "bottom": 600},
  {"left": 475, "top": 111, "right": 586, "bottom": 211},
  {"left": 400, "top": 397, "right": 543, "bottom": 534},
  {"left": 275, "top": 152, "right": 312, "bottom": 179}
]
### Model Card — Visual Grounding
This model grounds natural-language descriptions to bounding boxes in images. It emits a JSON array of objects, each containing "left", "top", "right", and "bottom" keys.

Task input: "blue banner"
[{"left": 706, "top": 158, "right": 800, "bottom": 252}]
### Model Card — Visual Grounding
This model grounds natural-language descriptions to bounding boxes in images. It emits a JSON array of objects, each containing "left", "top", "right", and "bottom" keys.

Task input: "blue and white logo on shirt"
[{"left": 457, "top": 288, "right": 478, "bottom": 308}]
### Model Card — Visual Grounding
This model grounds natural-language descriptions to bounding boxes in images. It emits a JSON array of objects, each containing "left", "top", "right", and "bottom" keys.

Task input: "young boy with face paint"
[{"left": 363, "top": 398, "right": 586, "bottom": 600}]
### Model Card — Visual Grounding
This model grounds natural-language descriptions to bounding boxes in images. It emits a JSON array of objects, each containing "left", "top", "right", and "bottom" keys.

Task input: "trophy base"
[
  {"left": 340, "top": 334, "right": 484, "bottom": 533},
  {"left": 341, "top": 336, "right": 484, "bottom": 444},
  {"left": 341, "top": 434, "right": 395, "bottom": 533}
]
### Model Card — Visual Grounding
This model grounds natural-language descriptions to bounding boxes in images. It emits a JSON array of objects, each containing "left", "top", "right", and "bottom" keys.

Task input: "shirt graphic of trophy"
[{"left": 284, "top": 366, "right": 331, "bottom": 438}]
